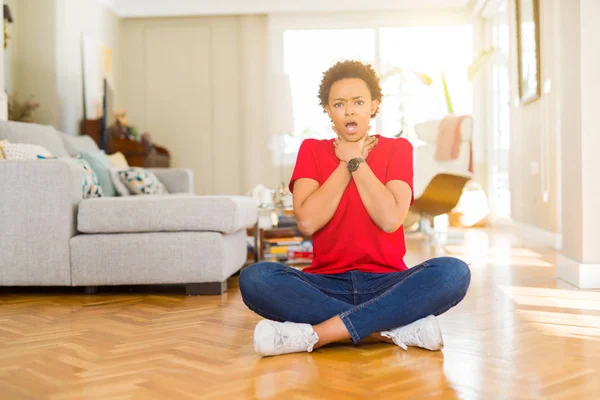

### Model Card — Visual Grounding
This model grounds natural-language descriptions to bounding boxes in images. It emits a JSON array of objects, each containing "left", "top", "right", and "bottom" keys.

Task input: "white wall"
[
  {"left": 557, "top": 0, "right": 582, "bottom": 261},
  {"left": 56, "top": 0, "right": 121, "bottom": 135},
  {"left": 8, "top": 0, "right": 120, "bottom": 134},
  {"left": 121, "top": 15, "right": 274, "bottom": 195},
  {"left": 3, "top": 0, "right": 17, "bottom": 95},
  {"left": 240, "top": 16, "right": 277, "bottom": 192},
  {"left": 0, "top": 1, "right": 8, "bottom": 120},
  {"left": 556, "top": 0, "right": 600, "bottom": 288},
  {"left": 507, "top": 0, "right": 561, "bottom": 234},
  {"left": 557, "top": 0, "right": 600, "bottom": 263},
  {"left": 579, "top": 0, "right": 600, "bottom": 263},
  {"left": 12, "top": 0, "right": 60, "bottom": 127}
]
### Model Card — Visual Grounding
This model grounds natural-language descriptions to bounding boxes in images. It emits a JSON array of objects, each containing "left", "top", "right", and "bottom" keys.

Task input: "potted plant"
[{"left": 8, "top": 93, "right": 40, "bottom": 122}]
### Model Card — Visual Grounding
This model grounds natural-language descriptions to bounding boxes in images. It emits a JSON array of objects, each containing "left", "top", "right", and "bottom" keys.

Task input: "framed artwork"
[
  {"left": 515, "top": 0, "right": 541, "bottom": 105},
  {"left": 82, "top": 35, "right": 113, "bottom": 119}
]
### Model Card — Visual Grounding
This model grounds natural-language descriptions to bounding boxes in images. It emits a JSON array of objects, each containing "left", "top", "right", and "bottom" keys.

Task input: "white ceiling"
[{"left": 98, "top": 0, "right": 475, "bottom": 18}]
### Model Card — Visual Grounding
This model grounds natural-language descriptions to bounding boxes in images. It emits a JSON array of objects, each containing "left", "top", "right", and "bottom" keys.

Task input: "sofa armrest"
[
  {"left": 147, "top": 168, "right": 194, "bottom": 194},
  {"left": 0, "top": 160, "right": 83, "bottom": 285}
]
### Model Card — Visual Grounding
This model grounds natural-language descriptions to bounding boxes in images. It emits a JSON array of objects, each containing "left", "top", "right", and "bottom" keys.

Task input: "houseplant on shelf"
[
  {"left": 380, "top": 47, "right": 495, "bottom": 129},
  {"left": 379, "top": 67, "right": 433, "bottom": 138},
  {"left": 8, "top": 93, "right": 40, "bottom": 122}
]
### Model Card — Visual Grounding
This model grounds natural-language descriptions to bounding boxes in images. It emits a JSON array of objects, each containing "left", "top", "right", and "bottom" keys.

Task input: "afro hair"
[{"left": 318, "top": 60, "right": 383, "bottom": 118}]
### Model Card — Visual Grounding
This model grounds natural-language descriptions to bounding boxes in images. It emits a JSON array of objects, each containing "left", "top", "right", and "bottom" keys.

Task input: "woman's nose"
[{"left": 345, "top": 105, "right": 355, "bottom": 116}]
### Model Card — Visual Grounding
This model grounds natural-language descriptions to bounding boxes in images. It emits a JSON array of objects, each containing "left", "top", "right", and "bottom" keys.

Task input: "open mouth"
[{"left": 345, "top": 121, "right": 358, "bottom": 134}]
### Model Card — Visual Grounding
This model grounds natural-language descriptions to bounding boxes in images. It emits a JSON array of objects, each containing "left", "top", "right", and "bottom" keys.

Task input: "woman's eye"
[
  {"left": 355, "top": 100, "right": 364, "bottom": 106},
  {"left": 334, "top": 103, "right": 342, "bottom": 108}
]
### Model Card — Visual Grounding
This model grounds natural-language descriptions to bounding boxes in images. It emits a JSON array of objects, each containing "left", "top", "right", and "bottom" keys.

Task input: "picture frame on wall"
[
  {"left": 515, "top": 0, "right": 541, "bottom": 105},
  {"left": 82, "top": 35, "right": 114, "bottom": 120}
]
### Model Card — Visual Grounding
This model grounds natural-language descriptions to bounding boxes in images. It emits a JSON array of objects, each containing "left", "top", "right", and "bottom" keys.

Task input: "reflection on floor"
[{"left": 1, "top": 229, "right": 599, "bottom": 399}]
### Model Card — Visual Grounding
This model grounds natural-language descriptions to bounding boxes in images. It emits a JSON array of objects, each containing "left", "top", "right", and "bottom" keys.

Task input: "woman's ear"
[
  {"left": 324, "top": 105, "right": 332, "bottom": 118},
  {"left": 371, "top": 100, "right": 380, "bottom": 116}
]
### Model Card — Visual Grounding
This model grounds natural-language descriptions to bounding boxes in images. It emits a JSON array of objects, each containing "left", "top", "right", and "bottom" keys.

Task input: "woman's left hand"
[
  {"left": 362, "top": 135, "right": 378, "bottom": 159},
  {"left": 333, "top": 126, "right": 377, "bottom": 163}
]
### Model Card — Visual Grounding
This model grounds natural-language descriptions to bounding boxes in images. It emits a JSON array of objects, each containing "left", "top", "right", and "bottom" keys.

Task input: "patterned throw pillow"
[
  {"left": 109, "top": 168, "right": 132, "bottom": 196},
  {"left": 117, "top": 167, "right": 168, "bottom": 195},
  {"left": 38, "top": 155, "right": 103, "bottom": 199},
  {"left": 74, "top": 158, "right": 104, "bottom": 199},
  {"left": 78, "top": 151, "right": 116, "bottom": 197},
  {"left": 3, "top": 143, "right": 53, "bottom": 160}
]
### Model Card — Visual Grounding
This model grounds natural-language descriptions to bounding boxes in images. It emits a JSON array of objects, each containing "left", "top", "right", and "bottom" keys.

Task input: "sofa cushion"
[
  {"left": 78, "top": 194, "right": 258, "bottom": 234},
  {"left": 78, "top": 151, "right": 116, "bottom": 197},
  {"left": 109, "top": 168, "right": 131, "bottom": 196},
  {"left": 107, "top": 151, "right": 129, "bottom": 168},
  {"left": 70, "top": 230, "right": 247, "bottom": 286},
  {"left": 117, "top": 167, "right": 168, "bottom": 195},
  {"left": 73, "top": 158, "right": 103, "bottom": 199},
  {"left": 3, "top": 143, "right": 53, "bottom": 160},
  {"left": 0, "top": 121, "right": 69, "bottom": 158},
  {"left": 60, "top": 133, "right": 99, "bottom": 157},
  {"left": 38, "top": 155, "right": 103, "bottom": 199}
]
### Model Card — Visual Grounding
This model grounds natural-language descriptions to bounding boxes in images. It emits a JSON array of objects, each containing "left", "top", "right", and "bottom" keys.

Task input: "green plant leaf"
[{"left": 441, "top": 73, "right": 454, "bottom": 114}]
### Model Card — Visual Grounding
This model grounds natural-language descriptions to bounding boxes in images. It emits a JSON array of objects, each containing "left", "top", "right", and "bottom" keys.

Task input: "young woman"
[{"left": 239, "top": 60, "right": 470, "bottom": 357}]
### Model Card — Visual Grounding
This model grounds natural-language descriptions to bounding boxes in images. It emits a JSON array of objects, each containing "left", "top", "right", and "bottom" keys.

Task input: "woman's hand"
[
  {"left": 362, "top": 135, "right": 378, "bottom": 159},
  {"left": 333, "top": 126, "right": 377, "bottom": 163}
]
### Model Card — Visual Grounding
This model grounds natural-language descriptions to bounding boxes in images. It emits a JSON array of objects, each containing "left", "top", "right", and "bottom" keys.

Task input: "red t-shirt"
[{"left": 289, "top": 135, "right": 414, "bottom": 275}]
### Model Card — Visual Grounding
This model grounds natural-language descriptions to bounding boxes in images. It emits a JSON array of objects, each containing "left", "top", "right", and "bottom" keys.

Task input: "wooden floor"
[{"left": 2, "top": 229, "right": 600, "bottom": 399}]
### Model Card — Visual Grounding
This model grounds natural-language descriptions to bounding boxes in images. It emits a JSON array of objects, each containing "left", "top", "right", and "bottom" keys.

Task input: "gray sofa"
[{"left": 0, "top": 121, "right": 257, "bottom": 294}]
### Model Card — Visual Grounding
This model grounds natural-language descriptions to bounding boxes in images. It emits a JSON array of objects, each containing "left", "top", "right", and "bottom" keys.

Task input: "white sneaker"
[
  {"left": 380, "top": 315, "right": 444, "bottom": 351},
  {"left": 253, "top": 319, "right": 320, "bottom": 357}
]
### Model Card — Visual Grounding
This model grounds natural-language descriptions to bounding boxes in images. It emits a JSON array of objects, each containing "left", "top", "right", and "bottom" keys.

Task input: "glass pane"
[
  {"left": 282, "top": 29, "right": 375, "bottom": 155},
  {"left": 490, "top": 8, "right": 511, "bottom": 218},
  {"left": 379, "top": 25, "right": 473, "bottom": 140}
]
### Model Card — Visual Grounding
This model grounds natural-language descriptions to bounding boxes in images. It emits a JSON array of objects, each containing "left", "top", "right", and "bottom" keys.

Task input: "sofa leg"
[
  {"left": 186, "top": 281, "right": 227, "bottom": 295},
  {"left": 84, "top": 286, "right": 98, "bottom": 294}
]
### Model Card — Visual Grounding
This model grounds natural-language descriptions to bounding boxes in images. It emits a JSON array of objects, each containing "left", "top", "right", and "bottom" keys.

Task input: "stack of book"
[
  {"left": 275, "top": 214, "right": 297, "bottom": 228},
  {"left": 263, "top": 227, "right": 313, "bottom": 265}
]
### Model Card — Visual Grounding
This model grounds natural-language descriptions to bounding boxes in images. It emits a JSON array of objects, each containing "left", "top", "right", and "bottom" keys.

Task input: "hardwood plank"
[{"left": 1, "top": 229, "right": 599, "bottom": 399}]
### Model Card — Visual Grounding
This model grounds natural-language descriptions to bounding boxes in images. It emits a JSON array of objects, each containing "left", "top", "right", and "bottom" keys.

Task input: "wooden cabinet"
[{"left": 81, "top": 119, "right": 170, "bottom": 168}]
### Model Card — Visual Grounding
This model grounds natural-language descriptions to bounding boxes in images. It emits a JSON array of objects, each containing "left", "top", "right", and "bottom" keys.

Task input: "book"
[{"left": 265, "top": 237, "right": 304, "bottom": 246}]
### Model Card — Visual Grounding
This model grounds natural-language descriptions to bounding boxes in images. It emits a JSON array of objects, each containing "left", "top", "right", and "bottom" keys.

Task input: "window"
[
  {"left": 281, "top": 29, "right": 375, "bottom": 157},
  {"left": 379, "top": 25, "right": 473, "bottom": 140},
  {"left": 280, "top": 24, "right": 473, "bottom": 161}
]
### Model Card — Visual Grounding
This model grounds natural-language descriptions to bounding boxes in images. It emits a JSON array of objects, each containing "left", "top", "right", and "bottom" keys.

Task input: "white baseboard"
[
  {"left": 506, "top": 221, "right": 562, "bottom": 250},
  {"left": 557, "top": 254, "right": 600, "bottom": 289}
]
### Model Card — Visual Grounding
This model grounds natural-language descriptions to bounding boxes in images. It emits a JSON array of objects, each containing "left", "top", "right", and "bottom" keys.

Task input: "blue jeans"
[{"left": 239, "top": 257, "right": 471, "bottom": 343}]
